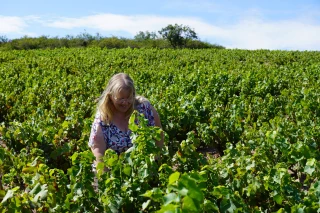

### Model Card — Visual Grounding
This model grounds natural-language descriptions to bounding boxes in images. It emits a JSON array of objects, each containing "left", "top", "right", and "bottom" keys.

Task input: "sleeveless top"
[{"left": 88, "top": 101, "right": 155, "bottom": 154}]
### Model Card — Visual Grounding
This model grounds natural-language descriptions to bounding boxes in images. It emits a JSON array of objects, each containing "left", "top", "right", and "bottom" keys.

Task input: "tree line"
[{"left": 0, "top": 24, "right": 224, "bottom": 50}]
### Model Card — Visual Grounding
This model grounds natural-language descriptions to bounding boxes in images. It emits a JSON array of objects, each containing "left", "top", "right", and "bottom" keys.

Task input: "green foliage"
[
  {"left": 0, "top": 29, "right": 222, "bottom": 50},
  {"left": 158, "top": 24, "right": 198, "bottom": 48},
  {"left": 134, "top": 31, "right": 158, "bottom": 41},
  {"left": 0, "top": 48, "right": 320, "bottom": 212},
  {"left": 0, "top": 36, "right": 9, "bottom": 44}
]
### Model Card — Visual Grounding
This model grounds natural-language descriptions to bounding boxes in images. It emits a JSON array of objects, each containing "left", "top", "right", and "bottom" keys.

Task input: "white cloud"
[
  {"left": 0, "top": 15, "right": 40, "bottom": 37},
  {"left": 45, "top": 14, "right": 206, "bottom": 35},
  {"left": 0, "top": 16, "right": 27, "bottom": 34},
  {"left": 203, "top": 19, "right": 320, "bottom": 50},
  {"left": 45, "top": 14, "right": 320, "bottom": 50},
  {"left": 1, "top": 13, "right": 320, "bottom": 50},
  {"left": 163, "top": 0, "right": 223, "bottom": 13}
]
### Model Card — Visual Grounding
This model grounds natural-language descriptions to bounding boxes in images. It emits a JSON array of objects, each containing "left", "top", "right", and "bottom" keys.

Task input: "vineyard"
[{"left": 0, "top": 47, "right": 320, "bottom": 212}]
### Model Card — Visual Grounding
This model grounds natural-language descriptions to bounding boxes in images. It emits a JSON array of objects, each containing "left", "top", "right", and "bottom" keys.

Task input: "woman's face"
[{"left": 111, "top": 89, "right": 133, "bottom": 113}]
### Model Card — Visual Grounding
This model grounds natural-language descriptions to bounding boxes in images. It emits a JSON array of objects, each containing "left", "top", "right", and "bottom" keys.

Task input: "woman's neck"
[
  {"left": 111, "top": 112, "right": 129, "bottom": 132},
  {"left": 112, "top": 111, "right": 128, "bottom": 121}
]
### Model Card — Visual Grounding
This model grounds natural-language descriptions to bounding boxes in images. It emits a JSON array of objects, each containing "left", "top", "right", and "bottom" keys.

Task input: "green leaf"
[
  {"left": 129, "top": 113, "right": 138, "bottom": 131},
  {"left": 163, "top": 193, "right": 179, "bottom": 206},
  {"left": 33, "top": 184, "right": 48, "bottom": 202},
  {"left": 157, "top": 203, "right": 179, "bottom": 213},
  {"left": 245, "top": 161, "right": 255, "bottom": 171},
  {"left": 22, "top": 166, "right": 37, "bottom": 173},
  {"left": 212, "top": 186, "right": 230, "bottom": 199},
  {"left": 310, "top": 181, "right": 320, "bottom": 197},
  {"left": 30, "top": 183, "right": 41, "bottom": 195},
  {"left": 105, "top": 149, "right": 119, "bottom": 167},
  {"left": 273, "top": 194, "right": 283, "bottom": 205},
  {"left": 220, "top": 198, "right": 237, "bottom": 213},
  {"left": 0, "top": 148, "right": 5, "bottom": 165},
  {"left": 0, "top": 190, "right": 5, "bottom": 199},
  {"left": 314, "top": 181, "right": 320, "bottom": 196},
  {"left": 141, "top": 188, "right": 163, "bottom": 202},
  {"left": 304, "top": 165, "right": 315, "bottom": 175},
  {"left": 169, "top": 172, "right": 180, "bottom": 185},
  {"left": 71, "top": 152, "right": 79, "bottom": 164},
  {"left": 304, "top": 158, "right": 316, "bottom": 175},
  {"left": 182, "top": 196, "right": 198, "bottom": 212},
  {"left": 1, "top": 187, "right": 19, "bottom": 204},
  {"left": 179, "top": 174, "right": 203, "bottom": 202},
  {"left": 158, "top": 164, "right": 172, "bottom": 172},
  {"left": 154, "top": 128, "right": 162, "bottom": 141},
  {"left": 141, "top": 190, "right": 153, "bottom": 198},
  {"left": 62, "top": 121, "right": 69, "bottom": 129},
  {"left": 142, "top": 199, "right": 151, "bottom": 210},
  {"left": 306, "top": 158, "right": 316, "bottom": 166},
  {"left": 124, "top": 151, "right": 133, "bottom": 166},
  {"left": 177, "top": 186, "right": 189, "bottom": 197},
  {"left": 96, "top": 162, "right": 105, "bottom": 177},
  {"left": 123, "top": 166, "right": 131, "bottom": 176},
  {"left": 203, "top": 199, "right": 219, "bottom": 211}
]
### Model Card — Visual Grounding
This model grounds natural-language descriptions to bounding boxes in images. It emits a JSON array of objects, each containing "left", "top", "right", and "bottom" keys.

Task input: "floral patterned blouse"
[{"left": 88, "top": 101, "right": 155, "bottom": 155}]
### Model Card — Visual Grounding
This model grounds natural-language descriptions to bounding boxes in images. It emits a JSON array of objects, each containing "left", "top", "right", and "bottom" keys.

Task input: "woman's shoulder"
[
  {"left": 134, "top": 97, "right": 155, "bottom": 126},
  {"left": 135, "top": 95, "right": 149, "bottom": 104},
  {"left": 135, "top": 97, "right": 152, "bottom": 111},
  {"left": 93, "top": 110, "right": 109, "bottom": 127}
]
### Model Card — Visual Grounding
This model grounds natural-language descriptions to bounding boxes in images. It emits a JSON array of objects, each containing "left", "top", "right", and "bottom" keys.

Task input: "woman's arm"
[
  {"left": 90, "top": 124, "right": 106, "bottom": 164},
  {"left": 150, "top": 105, "right": 164, "bottom": 148}
]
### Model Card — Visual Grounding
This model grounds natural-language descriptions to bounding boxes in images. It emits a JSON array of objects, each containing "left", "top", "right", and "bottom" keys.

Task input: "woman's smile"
[{"left": 112, "top": 89, "right": 133, "bottom": 113}]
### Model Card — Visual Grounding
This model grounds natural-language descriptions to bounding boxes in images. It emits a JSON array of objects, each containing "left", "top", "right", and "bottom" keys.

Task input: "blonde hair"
[
  {"left": 135, "top": 95, "right": 149, "bottom": 105},
  {"left": 97, "top": 73, "right": 136, "bottom": 124}
]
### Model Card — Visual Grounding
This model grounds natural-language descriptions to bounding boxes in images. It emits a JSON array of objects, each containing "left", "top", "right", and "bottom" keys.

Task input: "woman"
[{"left": 88, "top": 73, "right": 163, "bottom": 167}]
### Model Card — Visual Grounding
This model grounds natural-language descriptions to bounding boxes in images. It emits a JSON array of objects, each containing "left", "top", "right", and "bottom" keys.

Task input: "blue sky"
[{"left": 1, "top": 0, "right": 320, "bottom": 50}]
